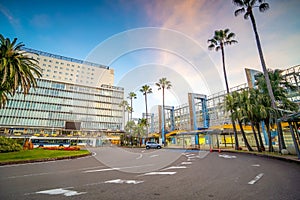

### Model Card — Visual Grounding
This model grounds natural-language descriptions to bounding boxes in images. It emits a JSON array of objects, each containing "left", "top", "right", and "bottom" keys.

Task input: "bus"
[{"left": 30, "top": 137, "right": 88, "bottom": 148}]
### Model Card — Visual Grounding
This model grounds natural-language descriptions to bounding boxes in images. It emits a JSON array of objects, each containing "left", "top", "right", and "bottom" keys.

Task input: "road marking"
[
  {"left": 142, "top": 172, "right": 177, "bottom": 175},
  {"left": 186, "top": 154, "right": 195, "bottom": 157},
  {"left": 181, "top": 162, "right": 192, "bottom": 165},
  {"left": 251, "top": 164, "right": 260, "bottom": 167},
  {"left": 163, "top": 166, "right": 187, "bottom": 170},
  {"left": 8, "top": 172, "right": 50, "bottom": 179},
  {"left": 218, "top": 154, "right": 236, "bottom": 159},
  {"left": 104, "top": 179, "right": 144, "bottom": 184},
  {"left": 248, "top": 173, "right": 264, "bottom": 185},
  {"left": 136, "top": 154, "right": 143, "bottom": 159},
  {"left": 36, "top": 188, "right": 86, "bottom": 196},
  {"left": 83, "top": 167, "right": 120, "bottom": 173},
  {"left": 83, "top": 164, "right": 154, "bottom": 173},
  {"left": 150, "top": 154, "right": 159, "bottom": 158}
]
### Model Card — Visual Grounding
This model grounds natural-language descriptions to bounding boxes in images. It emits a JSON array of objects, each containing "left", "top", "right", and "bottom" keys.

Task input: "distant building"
[{"left": 0, "top": 48, "right": 124, "bottom": 135}]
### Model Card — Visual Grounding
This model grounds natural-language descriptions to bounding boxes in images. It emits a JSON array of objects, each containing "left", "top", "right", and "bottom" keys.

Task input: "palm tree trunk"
[
  {"left": 145, "top": 94, "right": 149, "bottom": 136},
  {"left": 255, "top": 122, "right": 265, "bottom": 151},
  {"left": 249, "top": 11, "right": 285, "bottom": 152},
  {"left": 162, "top": 88, "right": 165, "bottom": 145},
  {"left": 238, "top": 119, "right": 253, "bottom": 151},
  {"left": 264, "top": 119, "right": 274, "bottom": 152},
  {"left": 130, "top": 99, "right": 133, "bottom": 121},
  {"left": 249, "top": 11, "right": 276, "bottom": 109},
  {"left": 221, "top": 45, "right": 239, "bottom": 150},
  {"left": 250, "top": 120, "right": 261, "bottom": 152}
]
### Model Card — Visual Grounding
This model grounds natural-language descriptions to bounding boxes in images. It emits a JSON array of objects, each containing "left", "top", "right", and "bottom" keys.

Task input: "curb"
[{"left": 163, "top": 147, "right": 300, "bottom": 164}]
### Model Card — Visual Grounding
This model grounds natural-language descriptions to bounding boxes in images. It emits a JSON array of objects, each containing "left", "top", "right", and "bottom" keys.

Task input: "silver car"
[{"left": 145, "top": 141, "right": 162, "bottom": 149}]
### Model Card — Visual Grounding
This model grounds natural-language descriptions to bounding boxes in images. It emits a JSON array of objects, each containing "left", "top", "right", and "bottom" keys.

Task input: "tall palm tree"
[
  {"left": 232, "top": 0, "right": 276, "bottom": 110},
  {"left": 156, "top": 77, "right": 172, "bottom": 144},
  {"left": 140, "top": 85, "right": 152, "bottom": 135},
  {"left": 0, "top": 34, "right": 42, "bottom": 108},
  {"left": 208, "top": 28, "right": 239, "bottom": 149},
  {"left": 140, "top": 85, "right": 152, "bottom": 121},
  {"left": 119, "top": 100, "right": 129, "bottom": 130},
  {"left": 127, "top": 92, "right": 137, "bottom": 120}
]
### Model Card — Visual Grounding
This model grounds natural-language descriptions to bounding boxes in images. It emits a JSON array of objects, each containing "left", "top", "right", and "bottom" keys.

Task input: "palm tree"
[
  {"left": 232, "top": 0, "right": 277, "bottom": 110},
  {"left": 232, "top": 91, "right": 253, "bottom": 151},
  {"left": 156, "top": 77, "right": 172, "bottom": 145},
  {"left": 127, "top": 92, "right": 137, "bottom": 120},
  {"left": 208, "top": 29, "right": 239, "bottom": 149},
  {"left": 255, "top": 69, "right": 299, "bottom": 151},
  {"left": 140, "top": 85, "right": 152, "bottom": 135},
  {"left": 119, "top": 100, "right": 129, "bottom": 130},
  {"left": 0, "top": 34, "right": 42, "bottom": 108}
]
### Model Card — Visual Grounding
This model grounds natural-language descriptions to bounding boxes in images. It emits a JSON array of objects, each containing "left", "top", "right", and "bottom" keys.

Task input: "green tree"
[
  {"left": 127, "top": 92, "right": 137, "bottom": 120},
  {"left": 156, "top": 77, "right": 171, "bottom": 144},
  {"left": 0, "top": 34, "right": 42, "bottom": 108},
  {"left": 208, "top": 29, "right": 239, "bottom": 149},
  {"left": 232, "top": 0, "right": 276, "bottom": 111},
  {"left": 255, "top": 69, "right": 299, "bottom": 151}
]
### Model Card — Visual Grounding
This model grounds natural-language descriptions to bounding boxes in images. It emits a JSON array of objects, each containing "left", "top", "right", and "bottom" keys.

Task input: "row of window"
[
  {"left": 39, "top": 57, "right": 96, "bottom": 71},
  {"left": 2, "top": 103, "right": 122, "bottom": 118},
  {"left": 0, "top": 117, "right": 121, "bottom": 130},
  {"left": 36, "top": 79, "right": 123, "bottom": 97}
]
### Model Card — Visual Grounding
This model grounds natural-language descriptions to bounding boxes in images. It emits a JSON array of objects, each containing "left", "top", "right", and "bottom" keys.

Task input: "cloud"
[
  {"left": 0, "top": 3, "right": 20, "bottom": 29},
  {"left": 30, "top": 14, "right": 52, "bottom": 29}
]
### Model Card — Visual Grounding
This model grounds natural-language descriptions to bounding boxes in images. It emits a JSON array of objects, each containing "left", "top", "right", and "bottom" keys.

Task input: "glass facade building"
[{"left": 0, "top": 49, "right": 124, "bottom": 135}]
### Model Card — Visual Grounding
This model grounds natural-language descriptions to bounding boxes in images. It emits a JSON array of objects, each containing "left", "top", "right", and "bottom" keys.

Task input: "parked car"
[{"left": 145, "top": 141, "right": 162, "bottom": 149}]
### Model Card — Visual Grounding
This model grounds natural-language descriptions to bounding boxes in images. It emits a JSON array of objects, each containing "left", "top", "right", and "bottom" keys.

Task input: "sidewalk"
[{"left": 165, "top": 145, "right": 300, "bottom": 164}]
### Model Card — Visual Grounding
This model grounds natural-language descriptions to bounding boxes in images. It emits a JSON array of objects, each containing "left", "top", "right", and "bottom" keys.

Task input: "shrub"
[{"left": 0, "top": 136, "right": 22, "bottom": 153}]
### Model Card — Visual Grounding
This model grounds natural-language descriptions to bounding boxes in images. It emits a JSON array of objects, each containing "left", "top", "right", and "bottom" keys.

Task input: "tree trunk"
[
  {"left": 145, "top": 94, "right": 149, "bottom": 136},
  {"left": 162, "top": 88, "right": 165, "bottom": 145},
  {"left": 256, "top": 122, "right": 265, "bottom": 151},
  {"left": 251, "top": 120, "right": 261, "bottom": 152},
  {"left": 221, "top": 45, "right": 239, "bottom": 149},
  {"left": 238, "top": 119, "right": 253, "bottom": 151},
  {"left": 249, "top": 11, "right": 284, "bottom": 152},
  {"left": 264, "top": 119, "right": 274, "bottom": 152}
]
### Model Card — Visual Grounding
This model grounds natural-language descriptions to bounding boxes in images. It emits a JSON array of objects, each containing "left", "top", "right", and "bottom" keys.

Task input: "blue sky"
[{"left": 1, "top": 0, "right": 300, "bottom": 118}]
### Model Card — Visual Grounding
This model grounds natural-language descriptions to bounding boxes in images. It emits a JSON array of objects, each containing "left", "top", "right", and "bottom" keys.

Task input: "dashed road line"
[
  {"left": 162, "top": 166, "right": 187, "bottom": 170},
  {"left": 142, "top": 172, "right": 177, "bottom": 176},
  {"left": 248, "top": 173, "right": 264, "bottom": 185},
  {"left": 104, "top": 179, "right": 144, "bottom": 184},
  {"left": 35, "top": 188, "right": 86, "bottom": 197},
  {"left": 181, "top": 162, "right": 192, "bottom": 165}
]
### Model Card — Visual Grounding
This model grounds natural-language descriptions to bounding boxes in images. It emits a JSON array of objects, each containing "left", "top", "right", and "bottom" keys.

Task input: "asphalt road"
[{"left": 0, "top": 147, "right": 299, "bottom": 200}]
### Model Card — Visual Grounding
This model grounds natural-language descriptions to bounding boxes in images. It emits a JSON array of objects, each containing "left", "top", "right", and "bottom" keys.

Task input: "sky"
[{"left": 1, "top": 0, "right": 300, "bottom": 118}]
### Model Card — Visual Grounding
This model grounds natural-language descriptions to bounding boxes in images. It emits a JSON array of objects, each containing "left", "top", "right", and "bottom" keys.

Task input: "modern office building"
[
  {"left": 0, "top": 48, "right": 124, "bottom": 135},
  {"left": 149, "top": 65, "right": 299, "bottom": 148}
]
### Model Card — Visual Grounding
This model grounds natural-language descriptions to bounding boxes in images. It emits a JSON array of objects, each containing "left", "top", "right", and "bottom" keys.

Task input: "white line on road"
[
  {"left": 36, "top": 188, "right": 86, "bottom": 197},
  {"left": 218, "top": 154, "right": 237, "bottom": 159},
  {"left": 251, "top": 164, "right": 260, "bottom": 167},
  {"left": 104, "top": 179, "right": 144, "bottom": 184},
  {"left": 142, "top": 172, "right": 177, "bottom": 176},
  {"left": 83, "top": 164, "right": 154, "bottom": 173},
  {"left": 150, "top": 154, "right": 159, "bottom": 158},
  {"left": 162, "top": 166, "right": 187, "bottom": 170},
  {"left": 181, "top": 162, "right": 192, "bottom": 165},
  {"left": 136, "top": 154, "right": 143, "bottom": 159},
  {"left": 248, "top": 173, "right": 264, "bottom": 185},
  {"left": 8, "top": 172, "right": 50, "bottom": 179}
]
